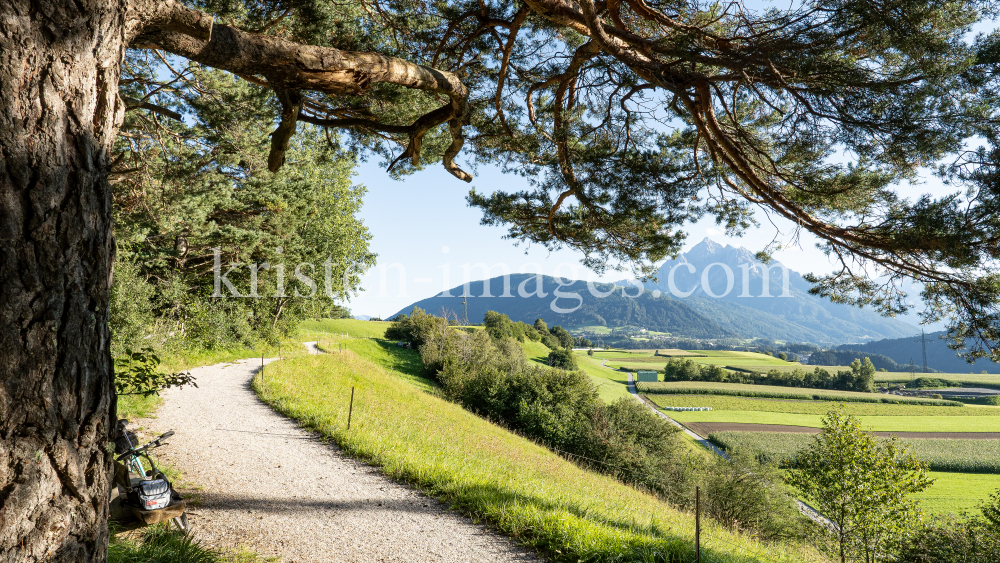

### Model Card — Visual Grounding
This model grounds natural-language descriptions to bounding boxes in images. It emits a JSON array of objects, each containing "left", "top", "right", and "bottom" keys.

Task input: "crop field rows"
[
  {"left": 709, "top": 431, "right": 1000, "bottom": 473},
  {"left": 644, "top": 394, "right": 999, "bottom": 417},
  {"left": 637, "top": 381, "right": 963, "bottom": 405}
]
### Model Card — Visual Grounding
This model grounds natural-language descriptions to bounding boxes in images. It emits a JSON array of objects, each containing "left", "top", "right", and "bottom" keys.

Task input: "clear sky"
[{"left": 347, "top": 159, "right": 854, "bottom": 319}]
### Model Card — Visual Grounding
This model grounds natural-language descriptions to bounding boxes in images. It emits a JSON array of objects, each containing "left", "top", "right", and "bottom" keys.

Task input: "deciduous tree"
[{"left": 787, "top": 408, "right": 933, "bottom": 563}]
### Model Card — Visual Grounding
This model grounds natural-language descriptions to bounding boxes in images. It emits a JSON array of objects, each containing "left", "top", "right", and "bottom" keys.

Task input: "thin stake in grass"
[
  {"left": 347, "top": 386, "right": 355, "bottom": 430},
  {"left": 696, "top": 485, "right": 701, "bottom": 563}
]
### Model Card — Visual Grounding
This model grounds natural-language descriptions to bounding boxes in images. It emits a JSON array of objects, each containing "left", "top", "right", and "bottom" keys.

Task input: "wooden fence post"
[
  {"left": 347, "top": 386, "right": 355, "bottom": 430},
  {"left": 696, "top": 486, "right": 701, "bottom": 563}
]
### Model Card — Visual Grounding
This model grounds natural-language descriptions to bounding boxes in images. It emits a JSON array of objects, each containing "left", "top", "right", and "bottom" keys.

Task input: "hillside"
[
  {"left": 258, "top": 319, "right": 819, "bottom": 562},
  {"left": 838, "top": 331, "right": 1000, "bottom": 374},
  {"left": 390, "top": 274, "right": 736, "bottom": 339}
]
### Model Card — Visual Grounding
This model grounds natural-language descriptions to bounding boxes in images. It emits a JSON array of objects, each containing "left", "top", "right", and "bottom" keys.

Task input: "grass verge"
[{"left": 252, "top": 349, "right": 821, "bottom": 562}]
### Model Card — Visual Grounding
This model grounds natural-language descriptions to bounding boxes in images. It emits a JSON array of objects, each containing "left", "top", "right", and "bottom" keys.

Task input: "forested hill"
[
  {"left": 837, "top": 332, "right": 1000, "bottom": 374},
  {"left": 390, "top": 275, "right": 736, "bottom": 339}
]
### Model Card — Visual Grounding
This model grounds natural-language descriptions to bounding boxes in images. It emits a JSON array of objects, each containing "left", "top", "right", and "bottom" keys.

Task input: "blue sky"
[{"left": 347, "top": 159, "right": 850, "bottom": 319}]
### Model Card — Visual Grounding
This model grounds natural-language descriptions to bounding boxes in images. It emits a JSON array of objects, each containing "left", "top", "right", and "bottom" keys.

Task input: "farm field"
[
  {"left": 593, "top": 347, "right": 863, "bottom": 375},
  {"left": 875, "top": 371, "right": 1000, "bottom": 388},
  {"left": 913, "top": 472, "right": 1000, "bottom": 515},
  {"left": 709, "top": 431, "right": 1000, "bottom": 473},
  {"left": 663, "top": 409, "right": 1000, "bottom": 432},
  {"left": 645, "top": 394, "right": 999, "bottom": 417},
  {"left": 638, "top": 381, "right": 962, "bottom": 405},
  {"left": 708, "top": 431, "right": 1000, "bottom": 514}
]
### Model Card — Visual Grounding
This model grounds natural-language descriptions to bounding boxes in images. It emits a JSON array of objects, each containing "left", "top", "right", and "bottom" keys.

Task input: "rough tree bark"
[
  {"left": 0, "top": 1, "right": 470, "bottom": 560},
  {"left": 0, "top": 0, "right": 125, "bottom": 561}
]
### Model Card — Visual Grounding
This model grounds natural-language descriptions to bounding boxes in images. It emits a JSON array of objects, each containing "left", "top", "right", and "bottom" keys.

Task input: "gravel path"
[{"left": 142, "top": 356, "right": 540, "bottom": 563}]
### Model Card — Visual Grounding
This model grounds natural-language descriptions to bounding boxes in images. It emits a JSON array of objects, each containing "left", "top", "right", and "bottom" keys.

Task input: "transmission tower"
[
  {"left": 913, "top": 328, "right": 929, "bottom": 373},
  {"left": 457, "top": 294, "right": 469, "bottom": 326}
]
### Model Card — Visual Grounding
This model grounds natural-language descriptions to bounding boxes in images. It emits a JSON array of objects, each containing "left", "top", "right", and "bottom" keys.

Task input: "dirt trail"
[{"left": 143, "top": 356, "right": 540, "bottom": 563}]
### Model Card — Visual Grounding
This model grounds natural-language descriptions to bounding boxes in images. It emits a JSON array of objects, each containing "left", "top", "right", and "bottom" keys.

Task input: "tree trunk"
[{"left": 0, "top": 1, "right": 124, "bottom": 560}]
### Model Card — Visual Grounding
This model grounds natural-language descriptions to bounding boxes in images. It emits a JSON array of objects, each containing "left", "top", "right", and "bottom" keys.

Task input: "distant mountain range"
[
  {"left": 391, "top": 275, "right": 736, "bottom": 339},
  {"left": 389, "top": 238, "right": 920, "bottom": 344},
  {"left": 838, "top": 331, "right": 1000, "bottom": 374},
  {"left": 620, "top": 238, "right": 918, "bottom": 344}
]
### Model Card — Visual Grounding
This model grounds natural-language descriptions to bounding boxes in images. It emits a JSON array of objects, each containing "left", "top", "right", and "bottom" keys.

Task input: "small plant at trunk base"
[
  {"left": 115, "top": 348, "right": 197, "bottom": 397},
  {"left": 787, "top": 406, "right": 933, "bottom": 563}
]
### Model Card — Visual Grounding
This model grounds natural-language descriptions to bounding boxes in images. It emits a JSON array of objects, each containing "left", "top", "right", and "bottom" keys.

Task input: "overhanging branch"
[{"left": 131, "top": 9, "right": 472, "bottom": 179}]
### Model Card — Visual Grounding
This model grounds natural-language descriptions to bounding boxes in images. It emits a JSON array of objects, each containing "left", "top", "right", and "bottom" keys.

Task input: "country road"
[{"left": 141, "top": 355, "right": 540, "bottom": 562}]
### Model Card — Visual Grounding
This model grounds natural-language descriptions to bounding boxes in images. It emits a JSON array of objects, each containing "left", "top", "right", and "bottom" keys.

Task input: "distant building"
[{"left": 636, "top": 370, "right": 658, "bottom": 383}]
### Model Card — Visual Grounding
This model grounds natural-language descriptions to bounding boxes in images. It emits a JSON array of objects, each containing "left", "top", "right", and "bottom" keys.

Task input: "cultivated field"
[
  {"left": 707, "top": 430, "right": 1000, "bottom": 514},
  {"left": 645, "top": 394, "right": 994, "bottom": 416},
  {"left": 637, "top": 381, "right": 962, "bottom": 405},
  {"left": 875, "top": 371, "right": 1000, "bottom": 388},
  {"left": 635, "top": 375, "right": 1000, "bottom": 516},
  {"left": 709, "top": 431, "right": 1000, "bottom": 473}
]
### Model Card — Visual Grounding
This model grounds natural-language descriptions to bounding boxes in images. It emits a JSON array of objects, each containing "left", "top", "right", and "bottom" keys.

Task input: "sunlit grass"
[
  {"left": 251, "top": 343, "right": 822, "bottom": 563},
  {"left": 574, "top": 353, "right": 633, "bottom": 403},
  {"left": 912, "top": 472, "right": 1000, "bottom": 515},
  {"left": 109, "top": 524, "right": 270, "bottom": 563}
]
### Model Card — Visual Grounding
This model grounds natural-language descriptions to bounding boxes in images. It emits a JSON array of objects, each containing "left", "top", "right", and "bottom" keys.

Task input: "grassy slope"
[
  {"left": 255, "top": 320, "right": 820, "bottom": 563},
  {"left": 574, "top": 353, "right": 633, "bottom": 403},
  {"left": 521, "top": 339, "right": 552, "bottom": 364}
]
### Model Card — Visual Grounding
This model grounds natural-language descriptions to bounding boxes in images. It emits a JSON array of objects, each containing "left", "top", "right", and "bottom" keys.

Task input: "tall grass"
[
  {"left": 252, "top": 351, "right": 822, "bottom": 563},
  {"left": 108, "top": 525, "right": 263, "bottom": 563}
]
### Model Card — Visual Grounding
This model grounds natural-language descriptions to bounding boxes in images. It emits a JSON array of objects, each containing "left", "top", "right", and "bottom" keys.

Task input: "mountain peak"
[{"left": 689, "top": 237, "right": 722, "bottom": 257}]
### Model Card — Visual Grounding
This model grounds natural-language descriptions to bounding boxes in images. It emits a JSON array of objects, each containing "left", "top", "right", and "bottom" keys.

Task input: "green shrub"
[
  {"left": 385, "top": 307, "right": 447, "bottom": 349},
  {"left": 898, "top": 513, "right": 1000, "bottom": 562},
  {"left": 547, "top": 348, "right": 577, "bottom": 369},
  {"left": 701, "top": 453, "right": 808, "bottom": 541},
  {"left": 422, "top": 326, "right": 696, "bottom": 506}
]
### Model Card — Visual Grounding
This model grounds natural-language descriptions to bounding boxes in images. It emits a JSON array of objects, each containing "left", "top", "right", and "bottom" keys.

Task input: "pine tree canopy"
[{"left": 125, "top": 0, "right": 1000, "bottom": 358}]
